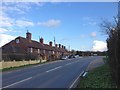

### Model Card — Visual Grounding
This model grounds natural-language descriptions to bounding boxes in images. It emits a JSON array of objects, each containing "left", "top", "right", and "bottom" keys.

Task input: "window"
[
  {"left": 53, "top": 51, "right": 55, "bottom": 54},
  {"left": 16, "top": 39, "right": 20, "bottom": 43},
  {"left": 43, "top": 50, "right": 45, "bottom": 53},
  {"left": 30, "top": 48, "right": 33, "bottom": 53},
  {"left": 38, "top": 49, "right": 40, "bottom": 53}
]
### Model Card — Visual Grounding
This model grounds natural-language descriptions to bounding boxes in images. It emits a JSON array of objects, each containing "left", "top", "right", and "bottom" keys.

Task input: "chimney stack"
[
  {"left": 55, "top": 44, "right": 58, "bottom": 48},
  {"left": 59, "top": 44, "right": 61, "bottom": 48},
  {"left": 49, "top": 41, "right": 52, "bottom": 47},
  {"left": 62, "top": 45, "right": 64, "bottom": 48},
  {"left": 40, "top": 37, "right": 44, "bottom": 44},
  {"left": 26, "top": 31, "right": 31, "bottom": 41}
]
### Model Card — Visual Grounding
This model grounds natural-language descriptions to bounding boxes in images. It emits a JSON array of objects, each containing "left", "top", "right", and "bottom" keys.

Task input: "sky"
[{"left": 0, "top": 1, "right": 118, "bottom": 51}]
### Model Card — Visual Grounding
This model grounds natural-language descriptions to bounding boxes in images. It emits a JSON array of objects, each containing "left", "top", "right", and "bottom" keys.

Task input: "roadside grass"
[{"left": 78, "top": 64, "right": 117, "bottom": 88}]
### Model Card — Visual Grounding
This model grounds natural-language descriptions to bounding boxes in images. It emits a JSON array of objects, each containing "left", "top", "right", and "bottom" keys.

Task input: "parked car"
[
  {"left": 68, "top": 55, "right": 74, "bottom": 59},
  {"left": 61, "top": 56, "right": 68, "bottom": 60},
  {"left": 75, "top": 55, "right": 79, "bottom": 58}
]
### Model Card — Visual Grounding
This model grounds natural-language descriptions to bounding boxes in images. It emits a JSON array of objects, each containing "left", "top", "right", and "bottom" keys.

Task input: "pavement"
[
  {"left": 86, "top": 56, "right": 105, "bottom": 71},
  {"left": 1, "top": 56, "right": 103, "bottom": 89}
]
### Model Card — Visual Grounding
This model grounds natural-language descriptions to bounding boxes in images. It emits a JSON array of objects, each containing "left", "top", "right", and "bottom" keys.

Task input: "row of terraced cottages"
[{"left": 2, "top": 31, "right": 69, "bottom": 61}]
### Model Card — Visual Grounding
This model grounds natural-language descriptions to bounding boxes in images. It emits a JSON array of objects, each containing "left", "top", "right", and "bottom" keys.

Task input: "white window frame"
[
  {"left": 38, "top": 49, "right": 40, "bottom": 53},
  {"left": 53, "top": 51, "right": 54, "bottom": 54},
  {"left": 43, "top": 50, "right": 45, "bottom": 53},
  {"left": 16, "top": 39, "right": 20, "bottom": 43},
  {"left": 30, "top": 48, "right": 33, "bottom": 53}
]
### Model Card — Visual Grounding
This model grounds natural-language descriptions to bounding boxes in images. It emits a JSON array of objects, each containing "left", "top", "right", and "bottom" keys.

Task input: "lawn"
[{"left": 78, "top": 64, "right": 117, "bottom": 88}]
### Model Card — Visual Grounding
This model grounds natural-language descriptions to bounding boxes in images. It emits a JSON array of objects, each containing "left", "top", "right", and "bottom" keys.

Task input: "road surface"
[{"left": 1, "top": 56, "right": 103, "bottom": 89}]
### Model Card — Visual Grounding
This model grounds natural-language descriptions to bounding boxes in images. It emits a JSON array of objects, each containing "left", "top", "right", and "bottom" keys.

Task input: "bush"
[{"left": 106, "top": 26, "right": 120, "bottom": 88}]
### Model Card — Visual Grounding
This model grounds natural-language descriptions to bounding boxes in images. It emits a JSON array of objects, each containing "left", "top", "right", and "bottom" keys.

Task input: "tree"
[{"left": 100, "top": 15, "right": 120, "bottom": 88}]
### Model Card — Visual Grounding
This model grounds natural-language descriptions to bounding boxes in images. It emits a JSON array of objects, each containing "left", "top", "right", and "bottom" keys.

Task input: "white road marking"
[
  {"left": 3, "top": 77, "right": 32, "bottom": 88},
  {"left": 69, "top": 71, "right": 84, "bottom": 88},
  {"left": 46, "top": 66, "right": 62, "bottom": 73},
  {"left": 33, "top": 60, "right": 63, "bottom": 68}
]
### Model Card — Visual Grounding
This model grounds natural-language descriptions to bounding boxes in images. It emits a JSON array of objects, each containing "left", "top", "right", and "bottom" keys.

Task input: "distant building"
[{"left": 2, "top": 31, "right": 68, "bottom": 61}]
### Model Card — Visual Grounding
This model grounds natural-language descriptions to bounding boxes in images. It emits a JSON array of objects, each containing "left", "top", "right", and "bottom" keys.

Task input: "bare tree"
[{"left": 100, "top": 15, "right": 120, "bottom": 88}]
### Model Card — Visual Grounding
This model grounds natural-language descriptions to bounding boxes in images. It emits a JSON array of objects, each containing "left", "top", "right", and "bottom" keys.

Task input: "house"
[{"left": 2, "top": 31, "right": 68, "bottom": 61}]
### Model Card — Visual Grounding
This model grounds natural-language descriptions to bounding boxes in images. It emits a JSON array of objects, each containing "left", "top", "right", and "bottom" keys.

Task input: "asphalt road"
[{"left": 1, "top": 56, "right": 103, "bottom": 89}]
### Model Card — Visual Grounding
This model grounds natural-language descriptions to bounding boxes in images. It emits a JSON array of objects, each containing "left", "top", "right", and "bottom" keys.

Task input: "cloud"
[
  {"left": 91, "top": 32, "right": 97, "bottom": 37},
  {"left": 0, "top": 14, "right": 13, "bottom": 27},
  {"left": 80, "top": 34, "right": 86, "bottom": 38},
  {"left": 0, "top": 34, "right": 16, "bottom": 47},
  {"left": 92, "top": 40, "right": 107, "bottom": 51},
  {"left": 1, "top": 2, "right": 43, "bottom": 28},
  {"left": 38, "top": 19, "right": 61, "bottom": 28},
  {"left": 82, "top": 16, "right": 97, "bottom": 26},
  {"left": 0, "top": 28, "right": 8, "bottom": 33},
  {"left": 2, "top": 0, "right": 117, "bottom": 2},
  {"left": 0, "top": 12, "right": 34, "bottom": 27},
  {"left": 2, "top": 2, "right": 45, "bottom": 15},
  {"left": 0, "top": 27, "right": 21, "bottom": 33},
  {"left": 15, "top": 20, "right": 34, "bottom": 27},
  {"left": 88, "top": 22, "right": 97, "bottom": 26}
]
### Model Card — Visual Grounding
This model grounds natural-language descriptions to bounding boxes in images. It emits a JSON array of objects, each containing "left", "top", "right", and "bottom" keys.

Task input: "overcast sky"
[{"left": 0, "top": 1, "right": 118, "bottom": 51}]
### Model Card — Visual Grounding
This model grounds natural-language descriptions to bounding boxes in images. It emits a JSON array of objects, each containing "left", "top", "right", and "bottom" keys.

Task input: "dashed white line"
[
  {"left": 3, "top": 77, "right": 32, "bottom": 88},
  {"left": 46, "top": 66, "right": 62, "bottom": 73},
  {"left": 33, "top": 60, "right": 63, "bottom": 68}
]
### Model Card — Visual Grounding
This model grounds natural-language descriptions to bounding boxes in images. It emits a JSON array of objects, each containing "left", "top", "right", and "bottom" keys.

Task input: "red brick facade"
[{"left": 2, "top": 32, "right": 68, "bottom": 61}]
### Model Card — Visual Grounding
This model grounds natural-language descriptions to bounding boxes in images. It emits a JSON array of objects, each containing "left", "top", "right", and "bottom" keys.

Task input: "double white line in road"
[
  {"left": 46, "top": 66, "right": 62, "bottom": 73},
  {"left": 2, "top": 77, "right": 32, "bottom": 88}
]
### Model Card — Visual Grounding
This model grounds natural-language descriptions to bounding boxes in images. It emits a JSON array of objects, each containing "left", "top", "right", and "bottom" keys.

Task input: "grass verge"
[{"left": 78, "top": 64, "right": 117, "bottom": 88}]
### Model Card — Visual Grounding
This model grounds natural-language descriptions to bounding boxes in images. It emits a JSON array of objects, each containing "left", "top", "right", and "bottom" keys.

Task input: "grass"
[{"left": 78, "top": 64, "right": 117, "bottom": 88}]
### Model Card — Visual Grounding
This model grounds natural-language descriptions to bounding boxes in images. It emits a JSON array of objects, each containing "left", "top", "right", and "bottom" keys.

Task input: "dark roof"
[
  {"left": 2, "top": 36, "right": 68, "bottom": 53},
  {"left": 2, "top": 40, "right": 26, "bottom": 53}
]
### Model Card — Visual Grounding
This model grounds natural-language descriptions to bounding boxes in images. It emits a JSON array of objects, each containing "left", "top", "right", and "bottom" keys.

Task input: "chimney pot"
[
  {"left": 62, "top": 45, "right": 64, "bottom": 48},
  {"left": 55, "top": 44, "right": 58, "bottom": 48},
  {"left": 40, "top": 37, "right": 44, "bottom": 44},
  {"left": 26, "top": 32, "right": 31, "bottom": 41},
  {"left": 49, "top": 41, "right": 52, "bottom": 47},
  {"left": 59, "top": 44, "right": 61, "bottom": 48}
]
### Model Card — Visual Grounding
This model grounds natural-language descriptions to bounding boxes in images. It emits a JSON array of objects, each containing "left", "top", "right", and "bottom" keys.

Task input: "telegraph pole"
[
  {"left": 54, "top": 36, "right": 56, "bottom": 46},
  {"left": 69, "top": 45, "right": 70, "bottom": 56}
]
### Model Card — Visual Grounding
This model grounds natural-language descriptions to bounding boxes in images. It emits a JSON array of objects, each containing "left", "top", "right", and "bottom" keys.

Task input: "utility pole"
[
  {"left": 26, "top": 27, "right": 29, "bottom": 33},
  {"left": 54, "top": 36, "right": 56, "bottom": 46},
  {"left": 69, "top": 45, "right": 70, "bottom": 56}
]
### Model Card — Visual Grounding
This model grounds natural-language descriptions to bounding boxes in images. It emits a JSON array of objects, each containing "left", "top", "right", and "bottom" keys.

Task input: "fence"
[{"left": 0, "top": 59, "right": 47, "bottom": 69}]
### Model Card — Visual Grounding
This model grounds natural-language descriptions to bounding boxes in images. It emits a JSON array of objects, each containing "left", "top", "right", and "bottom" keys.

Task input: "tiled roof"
[
  {"left": 2, "top": 40, "right": 26, "bottom": 53},
  {"left": 2, "top": 36, "right": 67, "bottom": 53}
]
